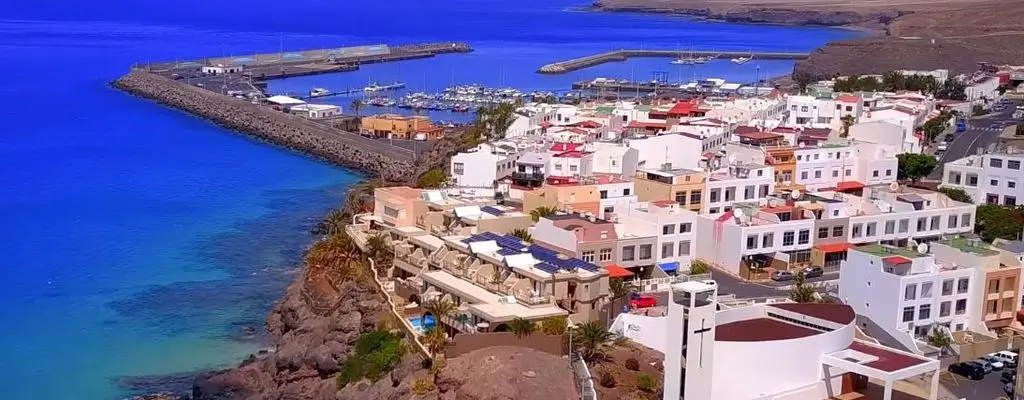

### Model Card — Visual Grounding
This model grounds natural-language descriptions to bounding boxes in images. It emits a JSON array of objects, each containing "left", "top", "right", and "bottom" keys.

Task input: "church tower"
[{"left": 663, "top": 280, "right": 718, "bottom": 400}]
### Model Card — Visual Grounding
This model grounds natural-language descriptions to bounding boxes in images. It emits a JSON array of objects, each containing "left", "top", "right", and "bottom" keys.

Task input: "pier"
[{"left": 538, "top": 49, "right": 810, "bottom": 74}]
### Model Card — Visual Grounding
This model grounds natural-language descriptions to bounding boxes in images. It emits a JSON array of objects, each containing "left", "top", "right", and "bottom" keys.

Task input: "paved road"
[
  {"left": 929, "top": 107, "right": 1020, "bottom": 181},
  {"left": 944, "top": 364, "right": 1013, "bottom": 400}
]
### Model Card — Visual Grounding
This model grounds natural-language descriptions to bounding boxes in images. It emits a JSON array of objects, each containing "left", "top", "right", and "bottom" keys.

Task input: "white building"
[
  {"left": 289, "top": 103, "right": 341, "bottom": 119},
  {"left": 615, "top": 201, "right": 699, "bottom": 270},
  {"left": 785, "top": 94, "right": 837, "bottom": 128},
  {"left": 827, "top": 185, "right": 976, "bottom": 247},
  {"left": 594, "top": 178, "right": 637, "bottom": 220},
  {"left": 794, "top": 140, "right": 899, "bottom": 191},
  {"left": 589, "top": 142, "right": 639, "bottom": 178},
  {"left": 703, "top": 163, "right": 775, "bottom": 214},
  {"left": 265, "top": 95, "right": 306, "bottom": 107},
  {"left": 627, "top": 133, "right": 704, "bottom": 171},
  {"left": 449, "top": 143, "right": 518, "bottom": 192},
  {"left": 695, "top": 201, "right": 815, "bottom": 275},
  {"left": 610, "top": 283, "right": 941, "bottom": 400},
  {"left": 848, "top": 120, "right": 919, "bottom": 154},
  {"left": 942, "top": 150, "right": 1024, "bottom": 206},
  {"left": 202, "top": 64, "right": 243, "bottom": 74}
]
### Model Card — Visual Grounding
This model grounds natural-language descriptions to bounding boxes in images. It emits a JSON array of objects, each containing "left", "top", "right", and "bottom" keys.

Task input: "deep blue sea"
[{"left": 0, "top": 1, "right": 856, "bottom": 398}]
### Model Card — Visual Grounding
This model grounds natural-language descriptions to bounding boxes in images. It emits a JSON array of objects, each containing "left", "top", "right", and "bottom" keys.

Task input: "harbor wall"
[
  {"left": 112, "top": 69, "right": 415, "bottom": 181},
  {"left": 538, "top": 49, "right": 810, "bottom": 74}
]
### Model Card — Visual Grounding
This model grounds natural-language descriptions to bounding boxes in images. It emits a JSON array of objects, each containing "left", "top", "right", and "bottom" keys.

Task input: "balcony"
[
  {"left": 515, "top": 289, "right": 552, "bottom": 306},
  {"left": 512, "top": 172, "right": 546, "bottom": 182}
]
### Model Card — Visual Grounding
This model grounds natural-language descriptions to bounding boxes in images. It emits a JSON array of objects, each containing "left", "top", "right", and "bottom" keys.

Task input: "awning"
[
  {"left": 605, "top": 264, "right": 634, "bottom": 278},
  {"left": 836, "top": 181, "right": 865, "bottom": 191},
  {"left": 815, "top": 242, "right": 854, "bottom": 253},
  {"left": 883, "top": 256, "right": 913, "bottom": 265},
  {"left": 658, "top": 261, "right": 679, "bottom": 273}
]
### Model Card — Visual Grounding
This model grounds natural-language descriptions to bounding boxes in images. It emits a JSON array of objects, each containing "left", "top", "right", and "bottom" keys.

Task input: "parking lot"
[{"left": 942, "top": 357, "right": 1015, "bottom": 400}]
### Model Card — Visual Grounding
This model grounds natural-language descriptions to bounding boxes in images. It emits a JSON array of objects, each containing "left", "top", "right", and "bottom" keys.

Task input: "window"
[
  {"left": 746, "top": 235, "right": 758, "bottom": 250},
  {"left": 679, "top": 223, "right": 692, "bottom": 233},
  {"left": 886, "top": 169, "right": 892, "bottom": 176},
  {"left": 815, "top": 170, "right": 822, "bottom": 179},
  {"left": 1010, "top": 181, "right": 1017, "bottom": 189},
  {"left": 661, "top": 242, "right": 675, "bottom": 258},
  {"left": 623, "top": 188, "right": 631, "bottom": 196},
  {"left": 916, "top": 217, "right": 926, "bottom": 232},
  {"left": 383, "top": 206, "right": 400, "bottom": 218},
  {"left": 599, "top": 248, "right": 612, "bottom": 262},
  {"left": 930, "top": 216, "right": 940, "bottom": 231},
  {"left": 873, "top": 170, "right": 879, "bottom": 178},
  {"left": 581, "top": 250, "right": 595, "bottom": 262},
  {"left": 832, "top": 226, "right": 844, "bottom": 237},
  {"left": 762, "top": 233, "right": 774, "bottom": 248},
  {"left": 948, "top": 215, "right": 959, "bottom": 229},
  {"left": 689, "top": 190, "right": 702, "bottom": 204},
  {"left": 744, "top": 185, "right": 755, "bottom": 200},
  {"left": 991, "top": 158, "right": 1004, "bottom": 168},
  {"left": 818, "top": 227, "right": 829, "bottom": 239},
  {"left": 1007, "top": 277, "right": 1016, "bottom": 292},
  {"left": 988, "top": 300, "right": 998, "bottom": 314},
  {"left": 902, "top": 306, "right": 915, "bottom": 322},
  {"left": 759, "top": 185, "right": 769, "bottom": 198},
  {"left": 846, "top": 169, "right": 852, "bottom": 177},
  {"left": 724, "top": 187, "right": 734, "bottom": 201},
  {"left": 783, "top": 231, "right": 795, "bottom": 246},
  {"left": 554, "top": 164, "right": 563, "bottom": 170},
  {"left": 599, "top": 190, "right": 608, "bottom": 199},
  {"left": 569, "top": 165, "right": 578, "bottom": 172},
  {"left": 939, "top": 301, "right": 951, "bottom": 317},
  {"left": 801, "top": 105, "right": 809, "bottom": 112},
  {"left": 918, "top": 304, "right": 931, "bottom": 320},
  {"left": 679, "top": 241, "right": 691, "bottom": 256},
  {"left": 798, "top": 230, "right": 810, "bottom": 245},
  {"left": 1010, "top": 160, "right": 1021, "bottom": 170},
  {"left": 675, "top": 191, "right": 686, "bottom": 204},
  {"left": 989, "top": 278, "right": 1001, "bottom": 294},
  {"left": 832, "top": 170, "right": 839, "bottom": 178},
  {"left": 957, "top": 278, "right": 970, "bottom": 294},
  {"left": 662, "top": 224, "right": 676, "bottom": 235},
  {"left": 453, "top": 162, "right": 465, "bottom": 175},
  {"left": 1007, "top": 196, "right": 1017, "bottom": 207},
  {"left": 941, "top": 279, "right": 954, "bottom": 296},
  {"left": 866, "top": 222, "right": 877, "bottom": 236},
  {"left": 885, "top": 220, "right": 895, "bottom": 235},
  {"left": 968, "top": 175, "right": 978, "bottom": 186},
  {"left": 639, "top": 244, "right": 652, "bottom": 260},
  {"left": 905, "top": 284, "right": 917, "bottom": 301},
  {"left": 852, "top": 224, "right": 862, "bottom": 238},
  {"left": 709, "top": 189, "right": 720, "bottom": 203},
  {"left": 801, "top": 171, "right": 808, "bottom": 180},
  {"left": 955, "top": 299, "right": 967, "bottom": 315},
  {"left": 991, "top": 179, "right": 1000, "bottom": 187},
  {"left": 921, "top": 282, "right": 933, "bottom": 298},
  {"left": 961, "top": 213, "right": 972, "bottom": 227},
  {"left": 621, "top": 246, "right": 635, "bottom": 261}
]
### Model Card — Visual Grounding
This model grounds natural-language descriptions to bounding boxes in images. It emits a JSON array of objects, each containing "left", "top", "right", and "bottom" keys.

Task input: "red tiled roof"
[
  {"left": 772, "top": 127, "right": 799, "bottom": 133},
  {"left": 836, "top": 181, "right": 865, "bottom": 191},
  {"left": 884, "top": 256, "right": 913, "bottom": 265},
  {"left": 769, "top": 303, "right": 856, "bottom": 325},
  {"left": 549, "top": 142, "right": 583, "bottom": 152},
  {"left": 761, "top": 205, "right": 794, "bottom": 213},
  {"left": 737, "top": 131, "right": 783, "bottom": 140},
  {"left": 734, "top": 126, "right": 761, "bottom": 135},
  {"left": 815, "top": 242, "right": 854, "bottom": 253},
  {"left": 801, "top": 128, "right": 832, "bottom": 138},
  {"left": 668, "top": 101, "right": 694, "bottom": 115},
  {"left": 568, "top": 128, "right": 589, "bottom": 135},
  {"left": 715, "top": 318, "right": 820, "bottom": 342},
  {"left": 837, "top": 94, "right": 860, "bottom": 103},
  {"left": 847, "top": 341, "right": 931, "bottom": 372},
  {"left": 577, "top": 120, "right": 602, "bottom": 128},
  {"left": 652, "top": 199, "right": 677, "bottom": 207},
  {"left": 626, "top": 121, "right": 666, "bottom": 129}
]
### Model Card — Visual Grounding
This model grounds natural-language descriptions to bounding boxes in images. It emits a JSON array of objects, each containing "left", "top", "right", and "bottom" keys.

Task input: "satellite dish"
[
  {"left": 727, "top": 154, "right": 738, "bottom": 164},
  {"left": 917, "top": 243, "right": 929, "bottom": 254},
  {"left": 733, "top": 208, "right": 746, "bottom": 218},
  {"left": 798, "top": 142, "right": 806, "bottom": 149},
  {"left": 889, "top": 181, "right": 900, "bottom": 192},
  {"left": 790, "top": 189, "right": 802, "bottom": 200}
]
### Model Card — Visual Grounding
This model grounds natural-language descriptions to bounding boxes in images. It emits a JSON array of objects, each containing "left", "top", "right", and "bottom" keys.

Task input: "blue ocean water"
[{"left": 0, "top": 1, "right": 856, "bottom": 399}]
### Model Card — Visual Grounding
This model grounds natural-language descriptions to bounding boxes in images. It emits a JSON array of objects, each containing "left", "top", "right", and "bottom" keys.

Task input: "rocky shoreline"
[
  {"left": 590, "top": 1, "right": 897, "bottom": 28},
  {"left": 112, "top": 70, "right": 415, "bottom": 182}
]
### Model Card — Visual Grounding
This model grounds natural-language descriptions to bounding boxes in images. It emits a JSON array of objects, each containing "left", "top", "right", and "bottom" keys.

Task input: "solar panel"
[
  {"left": 535, "top": 262, "right": 560, "bottom": 274},
  {"left": 481, "top": 206, "right": 505, "bottom": 216},
  {"left": 497, "top": 248, "right": 522, "bottom": 256}
]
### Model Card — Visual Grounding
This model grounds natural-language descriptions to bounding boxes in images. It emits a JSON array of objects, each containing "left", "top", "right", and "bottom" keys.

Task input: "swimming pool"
[{"left": 408, "top": 315, "right": 436, "bottom": 334}]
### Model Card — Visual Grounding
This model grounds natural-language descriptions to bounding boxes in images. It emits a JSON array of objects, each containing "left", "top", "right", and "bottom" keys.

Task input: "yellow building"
[
  {"left": 765, "top": 146, "right": 802, "bottom": 191},
  {"left": 360, "top": 114, "right": 445, "bottom": 140},
  {"left": 632, "top": 168, "right": 706, "bottom": 212},
  {"left": 523, "top": 182, "right": 601, "bottom": 216}
]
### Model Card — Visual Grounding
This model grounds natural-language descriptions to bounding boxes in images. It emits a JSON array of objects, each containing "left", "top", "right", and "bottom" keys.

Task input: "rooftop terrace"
[
  {"left": 942, "top": 237, "right": 999, "bottom": 257},
  {"left": 856, "top": 244, "right": 926, "bottom": 259}
]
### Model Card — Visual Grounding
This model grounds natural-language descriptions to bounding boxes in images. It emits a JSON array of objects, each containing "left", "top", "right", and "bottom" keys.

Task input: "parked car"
[
  {"left": 699, "top": 279, "right": 717, "bottom": 288},
  {"left": 630, "top": 295, "right": 657, "bottom": 309},
  {"left": 948, "top": 362, "right": 986, "bottom": 380},
  {"left": 993, "top": 351, "right": 1019, "bottom": 368},
  {"left": 1001, "top": 369, "right": 1016, "bottom": 383},
  {"left": 981, "top": 356, "right": 1006, "bottom": 370},
  {"left": 1007, "top": 382, "right": 1016, "bottom": 396},
  {"left": 771, "top": 271, "right": 794, "bottom": 281},
  {"left": 803, "top": 266, "right": 824, "bottom": 279},
  {"left": 971, "top": 360, "right": 994, "bottom": 374},
  {"left": 944, "top": 133, "right": 955, "bottom": 142}
]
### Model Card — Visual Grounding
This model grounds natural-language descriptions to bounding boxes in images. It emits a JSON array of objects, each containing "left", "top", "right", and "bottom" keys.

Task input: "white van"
[{"left": 992, "top": 351, "right": 1018, "bottom": 367}]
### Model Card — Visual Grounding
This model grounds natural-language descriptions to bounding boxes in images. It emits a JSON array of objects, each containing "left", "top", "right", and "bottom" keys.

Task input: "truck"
[{"left": 956, "top": 118, "right": 967, "bottom": 133}]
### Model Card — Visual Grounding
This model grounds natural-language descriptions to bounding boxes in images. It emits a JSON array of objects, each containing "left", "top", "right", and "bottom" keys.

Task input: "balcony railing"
[
  {"left": 515, "top": 290, "right": 551, "bottom": 306},
  {"left": 512, "top": 172, "right": 546, "bottom": 182}
]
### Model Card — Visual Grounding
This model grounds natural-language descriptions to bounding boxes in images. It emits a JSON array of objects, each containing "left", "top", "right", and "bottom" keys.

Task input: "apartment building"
[
  {"left": 360, "top": 114, "right": 444, "bottom": 140},
  {"left": 694, "top": 199, "right": 816, "bottom": 277},
  {"left": 932, "top": 238, "right": 1023, "bottom": 331},
  {"left": 548, "top": 148, "right": 593, "bottom": 179},
  {"left": 374, "top": 186, "right": 424, "bottom": 227},
  {"left": 520, "top": 175, "right": 636, "bottom": 220},
  {"left": 389, "top": 230, "right": 606, "bottom": 331},
  {"left": 942, "top": 150, "right": 1024, "bottom": 206},
  {"left": 616, "top": 201, "right": 700, "bottom": 273},
  {"left": 838, "top": 185, "right": 976, "bottom": 247},
  {"left": 589, "top": 142, "right": 640, "bottom": 178},
  {"left": 785, "top": 94, "right": 837, "bottom": 128},
  {"left": 531, "top": 213, "right": 661, "bottom": 272},
  {"left": 793, "top": 140, "right": 899, "bottom": 191},
  {"left": 373, "top": 187, "right": 531, "bottom": 236},
  {"left": 627, "top": 133, "right": 704, "bottom": 171},
  {"left": 510, "top": 151, "right": 550, "bottom": 188},
  {"left": 449, "top": 143, "right": 519, "bottom": 192},
  {"left": 633, "top": 167, "right": 706, "bottom": 213},
  {"left": 703, "top": 163, "right": 775, "bottom": 214}
]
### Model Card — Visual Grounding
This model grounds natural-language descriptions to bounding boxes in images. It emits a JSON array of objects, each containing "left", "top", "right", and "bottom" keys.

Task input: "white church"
[{"left": 611, "top": 281, "right": 942, "bottom": 400}]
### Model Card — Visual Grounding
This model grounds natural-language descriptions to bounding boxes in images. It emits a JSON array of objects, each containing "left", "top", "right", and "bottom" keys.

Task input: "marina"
[{"left": 537, "top": 49, "right": 809, "bottom": 74}]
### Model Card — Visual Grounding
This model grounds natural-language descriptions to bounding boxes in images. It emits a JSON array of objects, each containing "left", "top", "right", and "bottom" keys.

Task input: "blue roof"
[
  {"left": 457, "top": 233, "right": 599, "bottom": 272},
  {"left": 481, "top": 206, "right": 505, "bottom": 216},
  {"left": 497, "top": 248, "right": 523, "bottom": 256},
  {"left": 658, "top": 261, "right": 679, "bottom": 272}
]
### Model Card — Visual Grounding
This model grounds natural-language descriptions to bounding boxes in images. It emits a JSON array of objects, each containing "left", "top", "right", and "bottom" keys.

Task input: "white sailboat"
[
  {"left": 731, "top": 51, "right": 753, "bottom": 64},
  {"left": 309, "top": 88, "right": 331, "bottom": 97}
]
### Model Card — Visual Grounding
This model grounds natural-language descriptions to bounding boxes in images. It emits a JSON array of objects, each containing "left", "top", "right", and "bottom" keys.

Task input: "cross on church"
[{"left": 693, "top": 318, "right": 712, "bottom": 368}]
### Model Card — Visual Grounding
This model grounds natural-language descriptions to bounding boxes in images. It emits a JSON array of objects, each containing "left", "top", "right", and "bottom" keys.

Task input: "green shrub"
[
  {"left": 636, "top": 374, "right": 656, "bottom": 392},
  {"left": 335, "top": 330, "right": 405, "bottom": 388},
  {"left": 624, "top": 357, "right": 640, "bottom": 371},
  {"left": 598, "top": 369, "right": 616, "bottom": 388},
  {"left": 412, "top": 378, "right": 436, "bottom": 394}
]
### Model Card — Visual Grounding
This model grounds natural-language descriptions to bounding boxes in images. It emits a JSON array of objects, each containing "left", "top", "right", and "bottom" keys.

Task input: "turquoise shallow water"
[{"left": 0, "top": 1, "right": 856, "bottom": 399}]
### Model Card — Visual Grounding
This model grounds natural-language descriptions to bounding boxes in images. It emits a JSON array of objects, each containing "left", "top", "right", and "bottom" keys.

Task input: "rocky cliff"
[
  {"left": 113, "top": 70, "right": 415, "bottom": 182},
  {"left": 591, "top": 0, "right": 897, "bottom": 27}
]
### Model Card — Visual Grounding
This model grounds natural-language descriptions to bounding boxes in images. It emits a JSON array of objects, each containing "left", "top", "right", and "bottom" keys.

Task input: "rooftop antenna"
[
  {"left": 790, "top": 189, "right": 802, "bottom": 200},
  {"left": 889, "top": 181, "right": 900, "bottom": 192},
  {"left": 916, "top": 243, "right": 929, "bottom": 254}
]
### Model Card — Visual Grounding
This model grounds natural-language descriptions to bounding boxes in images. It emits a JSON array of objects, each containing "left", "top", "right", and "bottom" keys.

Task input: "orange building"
[{"left": 360, "top": 114, "right": 445, "bottom": 140}]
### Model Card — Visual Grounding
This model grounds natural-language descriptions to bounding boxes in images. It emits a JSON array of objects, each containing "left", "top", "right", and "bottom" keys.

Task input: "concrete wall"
[{"left": 447, "top": 332, "right": 565, "bottom": 358}]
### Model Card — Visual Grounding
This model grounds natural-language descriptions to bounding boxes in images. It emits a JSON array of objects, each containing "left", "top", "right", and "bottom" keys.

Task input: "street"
[
  {"left": 648, "top": 269, "right": 841, "bottom": 305},
  {"left": 928, "top": 107, "right": 1019, "bottom": 180}
]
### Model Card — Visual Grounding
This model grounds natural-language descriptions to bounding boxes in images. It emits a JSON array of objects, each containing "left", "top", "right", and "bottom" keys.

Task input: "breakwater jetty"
[
  {"left": 113, "top": 70, "right": 416, "bottom": 181},
  {"left": 538, "top": 49, "right": 810, "bottom": 74}
]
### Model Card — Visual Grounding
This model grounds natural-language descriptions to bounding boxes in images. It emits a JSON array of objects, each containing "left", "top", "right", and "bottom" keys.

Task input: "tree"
[
  {"left": 423, "top": 297, "right": 457, "bottom": 323},
  {"left": 416, "top": 168, "right": 448, "bottom": 189},
  {"left": 476, "top": 103, "right": 517, "bottom": 139},
  {"left": 881, "top": 71, "right": 906, "bottom": 92},
  {"left": 689, "top": 259, "right": 710, "bottom": 275},
  {"left": 840, "top": 115, "right": 855, "bottom": 138},
  {"left": 934, "top": 79, "right": 967, "bottom": 101},
  {"left": 540, "top": 315, "right": 568, "bottom": 335},
  {"left": 608, "top": 278, "right": 635, "bottom": 302},
  {"left": 571, "top": 321, "right": 616, "bottom": 362},
  {"left": 529, "top": 206, "right": 558, "bottom": 222},
  {"left": 510, "top": 228, "right": 532, "bottom": 242},
  {"left": 975, "top": 204, "right": 1024, "bottom": 242},
  {"left": 508, "top": 317, "right": 536, "bottom": 338},
  {"left": 792, "top": 71, "right": 814, "bottom": 94},
  {"left": 896, "top": 153, "right": 937, "bottom": 184},
  {"left": 350, "top": 99, "right": 364, "bottom": 117},
  {"left": 789, "top": 270, "right": 818, "bottom": 303},
  {"left": 422, "top": 327, "right": 448, "bottom": 358},
  {"left": 365, "top": 232, "right": 393, "bottom": 273},
  {"left": 336, "top": 330, "right": 405, "bottom": 387},
  {"left": 928, "top": 328, "right": 954, "bottom": 350},
  {"left": 636, "top": 374, "right": 657, "bottom": 393},
  {"left": 312, "top": 208, "right": 347, "bottom": 236},
  {"left": 939, "top": 187, "right": 974, "bottom": 203}
]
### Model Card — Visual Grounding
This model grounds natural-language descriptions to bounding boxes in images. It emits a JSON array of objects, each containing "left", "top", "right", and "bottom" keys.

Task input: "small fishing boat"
[{"left": 309, "top": 88, "right": 331, "bottom": 97}]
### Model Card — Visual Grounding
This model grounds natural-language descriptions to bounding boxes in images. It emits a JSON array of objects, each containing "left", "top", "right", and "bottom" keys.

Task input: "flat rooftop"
[
  {"left": 715, "top": 318, "right": 819, "bottom": 342},
  {"left": 855, "top": 244, "right": 925, "bottom": 259},
  {"left": 846, "top": 341, "right": 932, "bottom": 372},
  {"left": 941, "top": 237, "right": 999, "bottom": 256}
]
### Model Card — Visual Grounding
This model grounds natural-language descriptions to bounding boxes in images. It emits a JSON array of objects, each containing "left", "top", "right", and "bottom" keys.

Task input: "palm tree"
[
  {"left": 508, "top": 317, "right": 536, "bottom": 338},
  {"left": 572, "top": 321, "right": 616, "bottom": 362},
  {"left": 422, "top": 327, "right": 448, "bottom": 358},
  {"left": 608, "top": 278, "right": 635, "bottom": 302},
  {"left": 312, "top": 208, "right": 347, "bottom": 236},
  {"left": 840, "top": 115, "right": 855, "bottom": 138},
  {"left": 529, "top": 206, "right": 558, "bottom": 222},
  {"left": 365, "top": 232, "right": 393, "bottom": 273},
  {"left": 350, "top": 99, "right": 364, "bottom": 117},
  {"left": 510, "top": 228, "right": 532, "bottom": 242},
  {"left": 423, "top": 297, "right": 457, "bottom": 324},
  {"left": 789, "top": 270, "right": 818, "bottom": 303},
  {"left": 454, "top": 313, "right": 472, "bottom": 331},
  {"left": 881, "top": 71, "right": 905, "bottom": 92}
]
